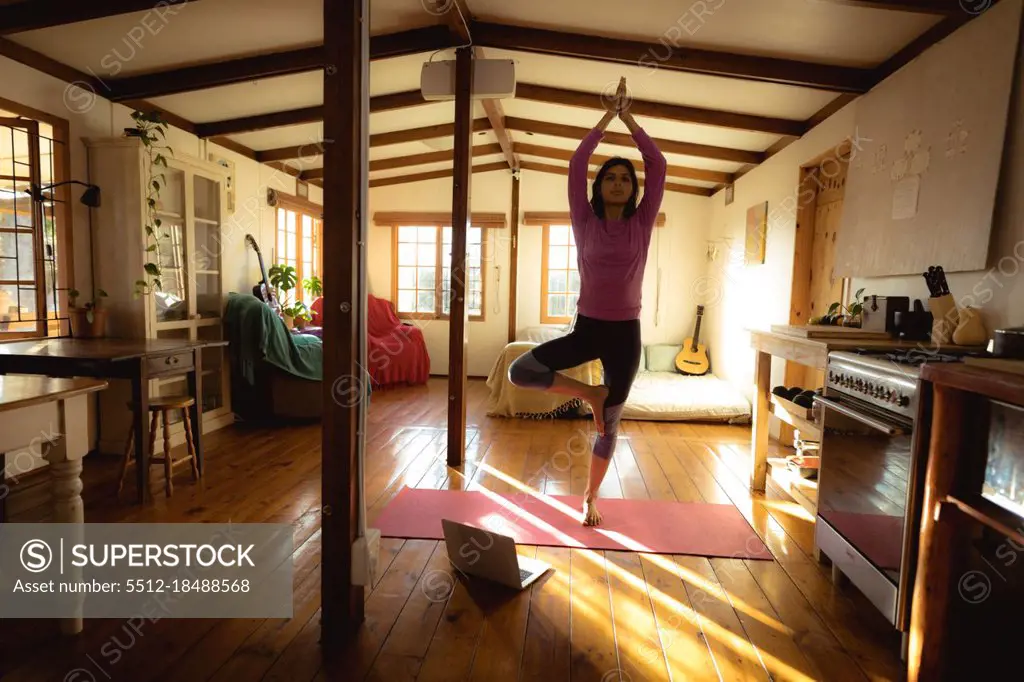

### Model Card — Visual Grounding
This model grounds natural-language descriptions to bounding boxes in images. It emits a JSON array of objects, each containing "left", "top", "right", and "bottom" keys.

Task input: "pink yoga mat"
[{"left": 374, "top": 486, "right": 773, "bottom": 560}]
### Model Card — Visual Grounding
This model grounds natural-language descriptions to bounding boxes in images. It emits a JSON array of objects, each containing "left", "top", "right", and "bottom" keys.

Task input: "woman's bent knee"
[{"left": 508, "top": 350, "right": 554, "bottom": 388}]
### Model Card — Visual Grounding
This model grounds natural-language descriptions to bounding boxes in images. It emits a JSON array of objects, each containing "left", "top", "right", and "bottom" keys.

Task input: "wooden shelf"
[
  {"left": 193, "top": 217, "right": 219, "bottom": 226},
  {"left": 769, "top": 394, "right": 821, "bottom": 440},
  {"left": 768, "top": 455, "right": 819, "bottom": 515}
]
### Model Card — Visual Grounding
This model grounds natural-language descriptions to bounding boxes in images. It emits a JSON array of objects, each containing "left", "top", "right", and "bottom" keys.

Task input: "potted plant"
[
  {"left": 809, "top": 288, "right": 866, "bottom": 327},
  {"left": 289, "top": 302, "right": 313, "bottom": 329},
  {"left": 127, "top": 109, "right": 173, "bottom": 298},
  {"left": 303, "top": 276, "right": 323, "bottom": 300},
  {"left": 68, "top": 288, "right": 109, "bottom": 338},
  {"left": 268, "top": 263, "right": 298, "bottom": 328}
]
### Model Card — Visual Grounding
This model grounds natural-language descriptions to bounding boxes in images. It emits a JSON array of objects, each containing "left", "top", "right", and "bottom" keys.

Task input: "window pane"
[
  {"left": 568, "top": 270, "right": 581, "bottom": 293},
  {"left": 549, "top": 245, "right": 568, "bottom": 268},
  {"left": 569, "top": 245, "right": 578, "bottom": 264},
  {"left": 0, "top": 231, "right": 34, "bottom": 281},
  {"left": 567, "top": 294, "right": 578, "bottom": 312},
  {"left": 286, "top": 210, "right": 296, "bottom": 234},
  {"left": 550, "top": 225, "right": 570, "bottom": 246},
  {"left": 398, "top": 242, "right": 417, "bottom": 266},
  {"left": 548, "top": 294, "right": 566, "bottom": 317},
  {"left": 397, "top": 289, "right": 415, "bottom": 312},
  {"left": 398, "top": 226, "right": 417, "bottom": 242},
  {"left": 0, "top": 283, "right": 36, "bottom": 320},
  {"left": 417, "top": 226, "right": 434, "bottom": 243},
  {"left": 418, "top": 243, "right": 435, "bottom": 265},
  {"left": 469, "top": 227, "right": 481, "bottom": 244},
  {"left": 398, "top": 266, "right": 416, "bottom": 288},
  {"left": 468, "top": 244, "right": 481, "bottom": 264},
  {"left": 443, "top": 227, "right": 452, "bottom": 244},
  {"left": 302, "top": 214, "right": 313, "bottom": 237},
  {"left": 417, "top": 267, "right": 435, "bottom": 289},
  {"left": 417, "top": 290, "right": 435, "bottom": 313},
  {"left": 548, "top": 269, "right": 567, "bottom": 294}
]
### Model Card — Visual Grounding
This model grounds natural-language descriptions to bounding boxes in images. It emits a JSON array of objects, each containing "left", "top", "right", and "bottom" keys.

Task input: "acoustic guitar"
[
  {"left": 675, "top": 305, "right": 710, "bottom": 375},
  {"left": 244, "top": 233, "right": 280, "bottom": 313}
]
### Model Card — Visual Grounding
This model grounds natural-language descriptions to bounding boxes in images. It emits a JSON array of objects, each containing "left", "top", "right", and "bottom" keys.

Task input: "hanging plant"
[{"left": 129, "top": 109, "right": 174, "bottom": 297}]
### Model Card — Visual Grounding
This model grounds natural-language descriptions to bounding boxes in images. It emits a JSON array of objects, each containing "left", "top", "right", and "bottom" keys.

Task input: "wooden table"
[
  {"left": 748, "top": 329, "right": 980, "bottom": 492},
  {"left": 0, "top": 375, "right": 108, "bottom": 634},
  {"left": 0, "top": 338, "right": 227, "bottom": 504}
]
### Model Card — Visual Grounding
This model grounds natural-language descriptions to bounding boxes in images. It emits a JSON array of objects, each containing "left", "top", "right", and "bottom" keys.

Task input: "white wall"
[
  {"left": 367, "top": 167, "right": 711, "bottom": 377},
  {"left": 704, "top": 11, "right": 1024, "bottom": 401}
]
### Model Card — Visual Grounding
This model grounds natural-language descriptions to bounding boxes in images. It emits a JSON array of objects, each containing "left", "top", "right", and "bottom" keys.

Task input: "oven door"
[{"left": 814, "top": 391, "right": 914, "bottom": 626}]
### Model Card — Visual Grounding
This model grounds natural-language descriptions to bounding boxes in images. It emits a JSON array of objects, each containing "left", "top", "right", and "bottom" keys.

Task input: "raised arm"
[
  {"left": 621, "top": 110, "right": 666, "bottom": 229},
  {"left": 568, "top": 110, "right": 615, "bottom": 226}
]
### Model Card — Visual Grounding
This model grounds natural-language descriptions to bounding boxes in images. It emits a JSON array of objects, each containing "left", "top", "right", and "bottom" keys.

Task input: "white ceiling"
[{"left": 0, "top": 0, "right": 968, "bottom": 191}]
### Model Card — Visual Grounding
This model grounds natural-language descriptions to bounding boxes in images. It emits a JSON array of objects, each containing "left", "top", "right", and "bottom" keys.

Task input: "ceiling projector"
[{"left": 420, "top": 58, "right": 516, "bottom": 101}]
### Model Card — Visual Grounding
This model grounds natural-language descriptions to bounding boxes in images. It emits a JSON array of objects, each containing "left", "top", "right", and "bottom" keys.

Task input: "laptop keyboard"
[{"left": 519, "top": 568, "right": 534, "bottom": 585}]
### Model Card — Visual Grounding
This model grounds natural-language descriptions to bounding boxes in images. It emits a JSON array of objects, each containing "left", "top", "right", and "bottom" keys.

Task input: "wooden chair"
[{"left": 118, "top": 396, "right": 200, "bottom": 499}]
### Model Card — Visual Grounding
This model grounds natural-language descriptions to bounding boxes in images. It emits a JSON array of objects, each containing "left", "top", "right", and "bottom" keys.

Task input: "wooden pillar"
[
  {"left": 447, "top": 46, "right": 474, "bottom": 467},
  {"left": 507, "top": 173, "right": 520, "bottom": 344},
  {"left": 321, "top": 0, "right": 365, "bottom": 641}
]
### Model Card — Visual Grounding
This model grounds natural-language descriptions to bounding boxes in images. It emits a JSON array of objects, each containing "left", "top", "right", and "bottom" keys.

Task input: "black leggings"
[{"left": 507, "top": 314, "right": 642, "bottom": 459}]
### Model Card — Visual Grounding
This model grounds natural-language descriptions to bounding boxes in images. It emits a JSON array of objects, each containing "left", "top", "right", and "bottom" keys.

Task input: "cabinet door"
[
  {"left": 191, "top": 172, "right": 227, "bottom": 416},
  {"left": 152, "top": 165, "right": 190, "bottom": 327}
]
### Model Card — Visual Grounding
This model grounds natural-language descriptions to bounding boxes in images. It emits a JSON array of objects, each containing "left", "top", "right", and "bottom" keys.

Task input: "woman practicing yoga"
[{"left": 508, "top": 77, "right": 666, "bottom": 527}]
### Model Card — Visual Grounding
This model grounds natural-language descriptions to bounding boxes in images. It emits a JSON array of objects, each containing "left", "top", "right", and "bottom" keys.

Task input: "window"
[
  {"left": 274, "top": 194, "right": 322, "bottom": 306},
  {"left": 393, "top": 224, "right": 485, "bottom": 320},
  {"left": 0, "top": 101, "right": 72, "bottom": 340},
  {"left": 541, "top": 224, "right": 580, "bottom": 324}
]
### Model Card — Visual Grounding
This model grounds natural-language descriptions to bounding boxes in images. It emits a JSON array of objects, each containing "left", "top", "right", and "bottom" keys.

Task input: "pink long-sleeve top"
[{"left": 568, "top": 125, "right": 667, "bottom": 322}]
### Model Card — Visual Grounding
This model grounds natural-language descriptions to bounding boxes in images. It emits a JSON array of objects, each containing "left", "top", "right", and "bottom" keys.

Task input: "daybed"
[{"left": 486, "top": 326, "right": 751, "bottom": 424}]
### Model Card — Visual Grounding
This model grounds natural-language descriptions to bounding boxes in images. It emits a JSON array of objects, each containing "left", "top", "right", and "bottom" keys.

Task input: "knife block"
[{"left": 928, "top": 294, "right": 959, "bottom": 345}]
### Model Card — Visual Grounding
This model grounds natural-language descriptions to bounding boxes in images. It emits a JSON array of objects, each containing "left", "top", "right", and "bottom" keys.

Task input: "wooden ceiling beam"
[
  {"left": 513, "top": 142, "right": 732, "bottom": 185},
  {"left": 369, "top": 161, "right": 508, "bottom": 188},
  {"left": 299, "top": 142, "right": 505, "bottom": 179},
  {"left": 0, "top": 0, "right": 203, "bottom": 35},
  {"left": 515, "top": 82, "right": 805, "bottom": 137},
  {"left": 810, "top": 0, "right": 969, "bottom": 15},
  {"left": 193, "top": 90, "right": 427, "bottom": 138},
  {"left": 480, "top": 94, "right": 519, "bottom": 171},
  {"left": 104, "top": 26, "right": 453, "bottom": 101},
  {"left": 506, "top": 116, "right": 761, "bottom": 165},
  {"left": 518, "top": 160, "right": 713, "bottom": 197},
  {"left": 471, "top": 21, "right": 872, "bottom": 93}
]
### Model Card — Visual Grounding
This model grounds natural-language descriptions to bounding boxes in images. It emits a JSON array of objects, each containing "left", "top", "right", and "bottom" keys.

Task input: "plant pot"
[
  {"left": 294, "top": 317, "right": 308, "bottom": 330},
  {"left": 69, "top": 307, "right": 108, "bottom": 338},
  {"left": 283, "top": 314, "right": 294, "bottom": 330}
]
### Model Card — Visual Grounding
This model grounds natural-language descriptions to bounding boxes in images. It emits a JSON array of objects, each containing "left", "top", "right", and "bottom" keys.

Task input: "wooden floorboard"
[{"left": 1, "top": 378, "right": 907, "bottom": 682}]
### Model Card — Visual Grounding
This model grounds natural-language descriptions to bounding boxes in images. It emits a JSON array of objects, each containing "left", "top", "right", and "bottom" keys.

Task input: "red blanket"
[{"left": 310, "top": 295, "right": 430, "bottom": 387}]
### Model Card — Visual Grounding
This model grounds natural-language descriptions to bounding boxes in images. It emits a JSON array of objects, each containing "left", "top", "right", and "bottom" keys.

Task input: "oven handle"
[{"left": 813, "top": 396, "right": 907, "bottom": 435}]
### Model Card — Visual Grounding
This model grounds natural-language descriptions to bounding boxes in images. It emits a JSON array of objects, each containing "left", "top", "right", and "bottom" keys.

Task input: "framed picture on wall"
[{"left": 745, "top": 201, "right": 767, "bottom": 265}]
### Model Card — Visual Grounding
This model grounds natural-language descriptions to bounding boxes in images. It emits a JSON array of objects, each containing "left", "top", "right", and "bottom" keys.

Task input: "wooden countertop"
[
  {"left": 921, "top": 363, "right": 1024, "bottom": 405},
  {"left": 0, "top": 375, "right": 108, "bottom": 413},
  {"left": 0, "top": 337, "right": 227, "bottom": 361}
]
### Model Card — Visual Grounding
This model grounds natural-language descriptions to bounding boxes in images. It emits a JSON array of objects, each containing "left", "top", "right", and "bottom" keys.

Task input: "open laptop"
[{"left": 441, "top": 518, "right": 551, "bottom": 590}]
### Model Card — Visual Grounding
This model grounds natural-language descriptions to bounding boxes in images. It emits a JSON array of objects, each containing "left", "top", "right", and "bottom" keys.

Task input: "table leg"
[
  {"left": 751, "top": 350, "right": 772, "bottom": 492},
  {"left": 43, "top": 403, "right": 86, "bottom": 635},
  {"left": 131, "top": 362, "right": 150, "bottom": 504},
  {"left": 188, "top": 351, "right": 203, "bottom": 476}
]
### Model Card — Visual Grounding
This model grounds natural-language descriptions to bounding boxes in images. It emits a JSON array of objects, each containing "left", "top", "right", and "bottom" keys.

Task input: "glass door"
[
  {"left": 152, "top": 164, "right": 189, "bottom": 327},
  {"left": 192, "top": 172, "right": 226, "bottom": 417}
]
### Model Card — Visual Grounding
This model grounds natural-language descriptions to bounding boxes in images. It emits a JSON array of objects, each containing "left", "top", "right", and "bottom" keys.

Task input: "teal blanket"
[{"left": 223, "top": 292, "right": 322, "bottom": 385}]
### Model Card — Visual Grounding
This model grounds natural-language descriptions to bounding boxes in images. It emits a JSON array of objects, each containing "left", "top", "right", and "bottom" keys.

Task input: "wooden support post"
[
  {"left": 447, "top": 45, "right": 474, "bottom": 467},
  {"left": 507, "top": 173, "right": 520, "bottom": 343},
  {"left": 321, "top": 0, "right": 365, "bottom": 642}
]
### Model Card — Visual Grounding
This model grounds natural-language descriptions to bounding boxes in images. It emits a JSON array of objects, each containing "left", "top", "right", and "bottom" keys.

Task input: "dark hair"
[{"left": 590, "top": 157, "right": 639, "bottom": 220}]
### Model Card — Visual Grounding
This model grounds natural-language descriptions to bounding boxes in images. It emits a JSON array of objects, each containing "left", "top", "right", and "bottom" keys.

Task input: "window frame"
[
  {"left": 540, "top": 223, "right": 579, "bottom": 325},
  {"left": 390, "top": 222, "right": 488, "bottom": 323},
  {"left": 273, "top": 192, "right": 323, "bottom": 306},
  {"left": 0, "top": 97, "right": 73, "bottom": 342}
]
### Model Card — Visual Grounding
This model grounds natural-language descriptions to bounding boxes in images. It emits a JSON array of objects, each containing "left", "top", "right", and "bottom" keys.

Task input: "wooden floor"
[{"left": 1, "top": 378, "right": 907, "bottom": 682}]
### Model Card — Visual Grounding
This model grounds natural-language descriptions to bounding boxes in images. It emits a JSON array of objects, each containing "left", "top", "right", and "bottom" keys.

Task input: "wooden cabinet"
[{"left": 84, "top": 138, "right": 232, "bottom": 453}]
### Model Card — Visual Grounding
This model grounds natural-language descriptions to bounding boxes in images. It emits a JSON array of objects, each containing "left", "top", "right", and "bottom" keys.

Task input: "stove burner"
[{"left": 847, "top": 347, "right": 983, "bottom": 366}]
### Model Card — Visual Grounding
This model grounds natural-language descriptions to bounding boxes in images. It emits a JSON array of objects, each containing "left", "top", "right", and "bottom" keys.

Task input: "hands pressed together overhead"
[{"left": 598, "top": 77, "right": 637, "bottom": 132}]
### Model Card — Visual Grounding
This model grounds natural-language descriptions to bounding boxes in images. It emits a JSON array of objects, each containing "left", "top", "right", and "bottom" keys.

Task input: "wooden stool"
[{"left": 118, "top": 396, "right": 200, "bottom": 499}]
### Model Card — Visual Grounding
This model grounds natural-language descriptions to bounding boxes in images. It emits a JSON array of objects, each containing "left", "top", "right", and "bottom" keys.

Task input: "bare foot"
[
  {"left": 583, "top": 496, "right": 603, "bottom": 527},
  {"left": 586, "top": 385, "right": 610, "bottom": 435}
]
